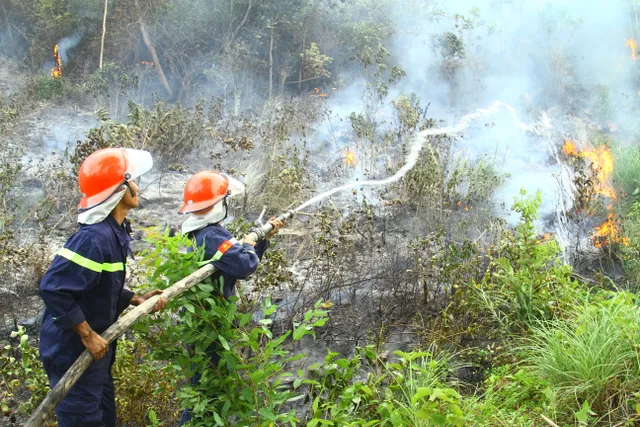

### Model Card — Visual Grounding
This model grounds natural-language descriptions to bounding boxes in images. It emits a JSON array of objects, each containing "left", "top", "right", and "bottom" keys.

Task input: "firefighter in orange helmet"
[
  {"left": 39, "top": 148, "right": 168, "bottom": 427},
  {"left": 177, "top": 171, "right": 284, "bottom": 425}
]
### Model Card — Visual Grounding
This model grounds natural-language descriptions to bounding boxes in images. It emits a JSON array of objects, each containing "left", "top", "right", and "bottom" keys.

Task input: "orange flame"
[
  {"left": 141, "top": 60, "right": 155, "bottom": 67},
  {"left": 51, "top": 44, "right": 62, "bottom": 78},
  {"left": 310, "top": 87, "right": 328, "bottom": 98},
  {"left": 562, "top": 139, "right": 617, "bottom": 199},
  {"left": 581, "top": 145, "right": 616, "bottom": 199},
  {"left": 456, "top": 200, "right": 472, "bottom": 211},
  {"left": 626, "top": 38, "right": 637, "bottom": 61},
  {"left": 562, "top": 139, "right": 579, "bottom": 156},
  {"left": 564, "top": 139, "right": 629, "bottom": 247},
  {"left": 593, "top": 213, "right": 629, "bottom": 248},
  {"left": 536, "top": 232, "right": 554, "bottom": 244},
  {"left": 345, "top": 149, "right": 356, "bottom": 167}
]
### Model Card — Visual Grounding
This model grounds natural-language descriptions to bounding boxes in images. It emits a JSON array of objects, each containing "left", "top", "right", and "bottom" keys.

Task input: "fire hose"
[{"left": 24, "top": 210, "right": 294, "bottom": 427}]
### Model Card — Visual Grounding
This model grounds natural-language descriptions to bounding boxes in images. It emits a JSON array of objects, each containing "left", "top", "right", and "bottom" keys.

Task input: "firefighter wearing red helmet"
[
  {"left": 39, "top": 148, "right": 168, "bottom": 427},
  {"left": 177, "top": 171, "right": 284, "bottom": 425}
]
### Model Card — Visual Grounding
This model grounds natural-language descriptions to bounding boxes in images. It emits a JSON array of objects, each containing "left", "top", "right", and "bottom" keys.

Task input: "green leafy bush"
[
  {"left": 113, "top": 334, "right": 181, "bottom": 426},
  {"left": 613, "top": 144, "right": 640, "bottom": 203},
  {"left": 462, "top": 365, "right": 550, "bottom": 427},
  {"left": 470, "top": 189, "right": 580, "bottom": 332},
  {"left": 0, "top": 326, "right": 49, "bottom": 417},
  {"left": 136, "top": 229, "right": 329, "bottom": 426},
  {"left": 33, "top": 75, "right": 66, "bottom": 101},
  {"left": 306, "top": 346, "right": 464, "bottom": 426}
]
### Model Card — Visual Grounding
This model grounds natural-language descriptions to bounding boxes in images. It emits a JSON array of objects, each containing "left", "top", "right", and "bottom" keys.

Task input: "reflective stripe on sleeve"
[
  {"left": 57, "top": 247, "right": 124, "bottom": 273},
  {"left": 197, "top": 238, "right": 239, "bottom": 266}
]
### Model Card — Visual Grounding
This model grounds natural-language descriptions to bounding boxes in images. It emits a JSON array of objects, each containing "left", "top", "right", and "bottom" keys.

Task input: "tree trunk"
[
  {"left": 99, "top": 0, "right": 108, "bottom": 69},
  {"left": 279, "top": 69, "right": 289, "bottom": 97},
  {"left": 298, "top": 33, "right": 306, "bottom": 92},
  {"left": 223, "top": 0, "right": 254, "bottom": 52},
  {"left": 139, "top": 20, "right": 174, "bottom": 98},
  {"left": 234, "top": 89, "right": 242, "bottom": 115},
  {"left": 268, "top": 24, "right": 274, "bottom": 101}
]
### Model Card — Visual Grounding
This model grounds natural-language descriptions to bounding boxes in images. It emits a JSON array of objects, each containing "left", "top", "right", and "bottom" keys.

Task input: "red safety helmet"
[
  {"left": 78, "top": 148, "right": 153, "bottom": 211},
  {"left": 179, "top": 171, "right": 245, "bottom": 214}
]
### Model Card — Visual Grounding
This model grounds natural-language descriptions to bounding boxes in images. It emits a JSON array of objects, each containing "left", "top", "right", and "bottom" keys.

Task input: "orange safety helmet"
[
  {"left": 78, "top": 147, "right": 153, "bottom": 211},
  {"left": 179, "top": 171, "right": 232, "bottom": 214}
]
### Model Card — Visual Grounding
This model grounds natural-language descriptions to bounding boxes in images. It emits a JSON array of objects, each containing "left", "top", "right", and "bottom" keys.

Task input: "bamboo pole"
[
  {"left": 541, "top": 415, "right": 560, "bottom": 427},
  {"left": 99, "top": 0, "right": 108, "bottom": 69},
  {"left": 25, "top": 212, "right": 293, "bottom": 427}
]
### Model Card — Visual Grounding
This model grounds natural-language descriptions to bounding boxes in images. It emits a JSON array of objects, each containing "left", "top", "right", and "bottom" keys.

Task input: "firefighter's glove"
[{"left": 266, "top": 217, "right": 286, "bottom": 239}]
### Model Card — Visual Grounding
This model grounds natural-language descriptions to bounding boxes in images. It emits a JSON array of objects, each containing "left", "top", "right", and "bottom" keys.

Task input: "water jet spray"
[{"left": 294, "top": 101, "right": 551, "bottom": 212}]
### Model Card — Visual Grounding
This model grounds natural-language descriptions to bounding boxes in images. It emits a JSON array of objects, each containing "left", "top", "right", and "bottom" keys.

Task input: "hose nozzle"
[{"left": 248, "top": 210, "right": 294, "bottom": 241}]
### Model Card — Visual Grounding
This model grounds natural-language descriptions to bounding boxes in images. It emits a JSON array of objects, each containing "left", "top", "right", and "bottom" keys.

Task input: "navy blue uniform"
[
  {"left": 179, "top": 223, "right": 268, "bottom": 425},
  {"left": 39, "top": 216, "right": 134, "bottom": 427},
  {"left": 191, "top": 224, "right": 269, "bottom": 297}
]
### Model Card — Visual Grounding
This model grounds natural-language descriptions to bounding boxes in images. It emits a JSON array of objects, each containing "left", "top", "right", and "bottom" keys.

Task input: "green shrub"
[
  {"left": 0, "top": 326, "right": 183, "bottom": 424},
  {"left": 621, "top": 199, "right": 640, "bottom": 286},
  {"left": 33, "top": 75, "right": 66, "bottom": 101},
  {"left": 470, "top": 189, "right": 581, "bottom": 333},
  {"left": 462, "top": 365, "right": 550, "bottom": 427},
  {"left": 524, "top": 291, "right": 640, "bottom": 423},
  {"left": 136, "top": 229, "right": 329, "bottom": 426},
  {"left": 113, "top": 334, "right": 181, "bottom": 425},
  {"left": 306, "top": 347, "right": 464, "bottom": 426},
  {"left": 0, "top": 326, "right": 49, "bottom": 417}
]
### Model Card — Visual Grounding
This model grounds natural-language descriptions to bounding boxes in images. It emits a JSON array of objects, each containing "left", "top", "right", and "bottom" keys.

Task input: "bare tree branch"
[{"left": 223, "top": 0, "right": 255, "bottom": 52}]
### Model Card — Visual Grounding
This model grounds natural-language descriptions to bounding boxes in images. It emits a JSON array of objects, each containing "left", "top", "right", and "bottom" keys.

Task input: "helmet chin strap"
[
  {"left": 123, "top": 173, "right": 136, "bottom": 198},
  {"left": 220, "top": 197, "right": 229, "bottom": 222},
  {"left": 124, "top": 181, "right": 136, "bottom": 198}
]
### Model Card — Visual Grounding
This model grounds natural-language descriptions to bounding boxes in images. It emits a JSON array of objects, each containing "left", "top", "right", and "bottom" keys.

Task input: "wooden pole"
[
  {"left": 268, "top": 23, "right": 274, "bottom": 101},
  {"left": 25, "top": 212, "right": 293, "bottom": 427},
  {"left": 541, "top": 415, "right": 560, "bottom": 427},
  {"left": 99, "top": 0, "right": 108, "bottom": 69}
]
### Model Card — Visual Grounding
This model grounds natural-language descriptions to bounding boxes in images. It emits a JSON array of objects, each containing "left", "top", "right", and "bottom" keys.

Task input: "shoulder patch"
[{"left": 217, "top": 239, "right": 235, "bottom": 254}]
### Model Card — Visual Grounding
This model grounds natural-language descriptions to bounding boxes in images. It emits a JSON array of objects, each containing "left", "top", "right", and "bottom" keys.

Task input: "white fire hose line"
[{"left": 295, "top": 101, "right": 552, "bottom": 212}]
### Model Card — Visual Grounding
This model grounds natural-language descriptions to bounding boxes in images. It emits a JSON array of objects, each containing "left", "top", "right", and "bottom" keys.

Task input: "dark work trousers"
[{"left": 44, "top": 348, "right": 116, "bottom": 427}]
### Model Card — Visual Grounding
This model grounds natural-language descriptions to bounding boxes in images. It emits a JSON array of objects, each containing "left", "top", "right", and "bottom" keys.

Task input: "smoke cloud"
[
  {"left": 57, "top": 33, "right": 82, "bottom": 64},
  {"left": 315, "top": 0, "right": 639, "bottom": 227}
]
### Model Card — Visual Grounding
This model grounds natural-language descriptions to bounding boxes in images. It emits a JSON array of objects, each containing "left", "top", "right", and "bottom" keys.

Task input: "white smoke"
[
  {"left": 41, "top": 33, "right": 82, "bottom": 74},
  {"left": 296, "top": 102, "right": 551, "bottom": 212},
  {"left": 57, "top": 33, "right": 82, "bottom": 64},
  {"left": 308, "top": 0, "right": 638, "bottom": 226}
]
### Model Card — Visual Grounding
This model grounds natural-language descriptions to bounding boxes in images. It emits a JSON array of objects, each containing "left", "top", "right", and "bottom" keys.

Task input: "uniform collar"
[{"left": 105, "top": 215, "right": 133, "bottom": 248}]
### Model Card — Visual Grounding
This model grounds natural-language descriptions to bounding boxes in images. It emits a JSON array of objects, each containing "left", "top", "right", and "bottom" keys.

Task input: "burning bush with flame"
[
  {"left": 51, "top": 44, "right": 62, "bottom": 79},
  {"left": 562, "top": 139, "right": 628, "bottom": 248},
  {"left": 626, "top": 38, "right": 637, "bottom": 61}
]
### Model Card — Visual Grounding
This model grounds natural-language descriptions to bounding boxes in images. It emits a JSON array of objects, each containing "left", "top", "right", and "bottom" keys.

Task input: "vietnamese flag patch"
[{"left": 217, "top": 240, "right": 234, "bottom": 254}]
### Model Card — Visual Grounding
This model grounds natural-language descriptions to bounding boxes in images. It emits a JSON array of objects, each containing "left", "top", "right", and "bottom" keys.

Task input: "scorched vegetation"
[{"left": 2, "top": 0, "right": 640, "bottom": 426}]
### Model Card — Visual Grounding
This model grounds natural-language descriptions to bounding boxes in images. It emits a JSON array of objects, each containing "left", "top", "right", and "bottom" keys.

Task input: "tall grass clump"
[
  {"left": 524, "top": 291, "right": 640, "bottom": 422},
  {"left": 613, "top": 144, "right": 640, "bottom": 204}
]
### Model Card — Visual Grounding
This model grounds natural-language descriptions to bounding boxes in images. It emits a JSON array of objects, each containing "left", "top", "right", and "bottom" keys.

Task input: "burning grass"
[{"left": 562, "top": 139, "right": 628, "bottom": 248}]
